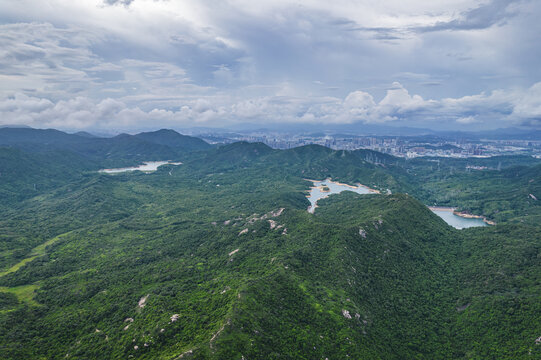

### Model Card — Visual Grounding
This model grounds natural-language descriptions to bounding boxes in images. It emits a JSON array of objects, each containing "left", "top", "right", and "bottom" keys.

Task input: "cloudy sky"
[{"left": 1, "top": 0, "right": 540, "bottom": 132}]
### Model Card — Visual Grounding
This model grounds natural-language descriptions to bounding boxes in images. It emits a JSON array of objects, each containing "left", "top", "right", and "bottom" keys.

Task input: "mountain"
[
  {"left": 0, "top": 127, "right": 84, "bottom": 146},
  {"left": 0, "top": 128, "right": 212, "bottom": 166},
  {"left": 73, "top": 131, "right": 99, "bottom": 138},
  {"left": 184, "top": 142, "right": 275, "bottom": 170},
  {"left": 1, "top": 187, "right": 538, "bottom": 359},
  {"left": 135, "top": 129, "right": 212, "bottom": 152},
  {"left": 0, "top": 125, "right": 33, "bottom": 129},
  {"left": 0, "top": 130, "right": 539, "bottom": 359}
]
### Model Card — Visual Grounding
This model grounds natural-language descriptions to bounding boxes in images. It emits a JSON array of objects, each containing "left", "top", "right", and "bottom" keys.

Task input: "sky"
[{"left": 0, "top": 0, "right": 541, "bottom": 132}]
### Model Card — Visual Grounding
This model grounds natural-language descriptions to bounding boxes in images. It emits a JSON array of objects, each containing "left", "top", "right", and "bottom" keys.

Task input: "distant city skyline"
[{"left": 1, "top": 0, "right": 541, "bottom": 131}]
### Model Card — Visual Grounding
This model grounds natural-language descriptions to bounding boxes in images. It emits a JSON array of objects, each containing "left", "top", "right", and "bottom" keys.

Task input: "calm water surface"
[
  {"left": 307, "top": 179, "right": 377, "bottom": 213},
  {"left": 99, "top": 161, "right": 182, "bottom": 174},
  {"left": 430, "top": 208, "right": 487, "bottom": 229}
]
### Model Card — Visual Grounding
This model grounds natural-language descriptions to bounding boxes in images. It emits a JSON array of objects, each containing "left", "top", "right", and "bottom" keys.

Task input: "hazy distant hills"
[
  {"left": 73, "top": 131, "right": 99, "bottom": 138},
  {"left": 0, "top": 127, "right": 211, "bottom": 166},
  {"left": 0, "top": 128, "right": 82, "bottom": 146},
  {"left": 134, "top": 129, "right": 211, "bottom": 152},
  {"left": 0, "top": 127, "right": 212, "bottom": 203}
]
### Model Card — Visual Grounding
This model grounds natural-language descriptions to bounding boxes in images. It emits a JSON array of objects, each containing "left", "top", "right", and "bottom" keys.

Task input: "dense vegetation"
[
  {"left": 0, "top": 128, "right": 539, "bottom": 359},
  {"left": 352, "top": 150, "right": 541, "bottom": 225},
  {"left": 0, "top": 127, "right": 211, "bottom": 168}
]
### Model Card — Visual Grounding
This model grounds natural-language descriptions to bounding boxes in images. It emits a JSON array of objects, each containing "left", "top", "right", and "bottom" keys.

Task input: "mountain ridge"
[{"left": 0, "top": 127, "right": 539, "bottom": 359}]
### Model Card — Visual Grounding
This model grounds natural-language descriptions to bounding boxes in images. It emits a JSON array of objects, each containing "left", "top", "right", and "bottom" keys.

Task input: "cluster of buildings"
[{"left": 198, "top": 131, "right": 541, "bottom": 159}]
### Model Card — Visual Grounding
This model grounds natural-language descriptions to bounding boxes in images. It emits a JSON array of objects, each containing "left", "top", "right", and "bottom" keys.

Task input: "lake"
[
  {"left": 429, "top": 207, "right": 488, "bottom": 229},
  {"left": 99, "top": 161, "right": 182, "bottom": 174},
  {"left": 306, "top": 179, "right": 379, "bottom": 213}
]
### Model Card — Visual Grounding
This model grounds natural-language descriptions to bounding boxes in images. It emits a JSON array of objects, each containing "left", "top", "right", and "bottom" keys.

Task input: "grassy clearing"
[
  {"left": 0, "top": 232, "right": 69, "bottom": 277},
  {"left": 0, "top": 256, "right": 39, "bottom": 278},
  {"left": 0, "top": 284, "right": 40, "bottom": 306}
]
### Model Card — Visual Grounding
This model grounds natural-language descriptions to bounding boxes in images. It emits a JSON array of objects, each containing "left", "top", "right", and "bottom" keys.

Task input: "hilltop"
[{"left": 0, "top": 127, "right": 210, "bottom": 166}]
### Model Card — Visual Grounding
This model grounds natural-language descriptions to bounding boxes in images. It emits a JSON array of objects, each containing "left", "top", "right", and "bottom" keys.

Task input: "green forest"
[{"left": 0, "top": 128, "right": 539, "bottom": 359}]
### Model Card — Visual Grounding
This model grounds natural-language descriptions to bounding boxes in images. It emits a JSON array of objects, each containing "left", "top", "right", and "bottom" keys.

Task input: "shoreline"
[
  {"left": 453, "top": 211, "right": 497, "bottom": 226},
  {"left": 428, "top": 206, "right": 456, "bottom": 212},
  {"left": 429, "top": 206, "right": 496, "bottom": 226},
  {"left": 99, "top": 160, "right": 183, "bottom": 174}
]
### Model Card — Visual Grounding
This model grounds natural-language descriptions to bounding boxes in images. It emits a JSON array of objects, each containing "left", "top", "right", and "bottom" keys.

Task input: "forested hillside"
[
  {"left": 0, "top": 129, "right": 539, "bottom": 359},
  {"left": 0, "top": 128, "right": 210, "bottom": 167}
]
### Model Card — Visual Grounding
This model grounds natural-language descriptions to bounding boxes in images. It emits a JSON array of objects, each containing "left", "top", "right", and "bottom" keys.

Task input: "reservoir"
[
  {"left": 306, "top": 179, "right": 378, "bottom": 213},
  {"left": 99, "top": 161, "right": 182, "bottom": 174},
  {"left": 429, "top": 207, "right": 488, "bottom": 229}
]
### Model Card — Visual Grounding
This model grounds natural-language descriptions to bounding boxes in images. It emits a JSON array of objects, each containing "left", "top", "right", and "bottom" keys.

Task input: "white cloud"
[
  {"left": 0, "top": 94, "right": 53, "bottom": 113},
  {"left": 2, "top": 81, "right": 541, "bottom": 130},
  {"left": 456, "top": 116, "right": 479, "bottom": 124},
  {"left": 510, "top": 82, "right": 541, "bottom": 125},
  {"left": 378, "top": 82, "right": 435, "bottom": 114},
  {"left": 0, "top": 0, "right": 540, "bottom": 130}
]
